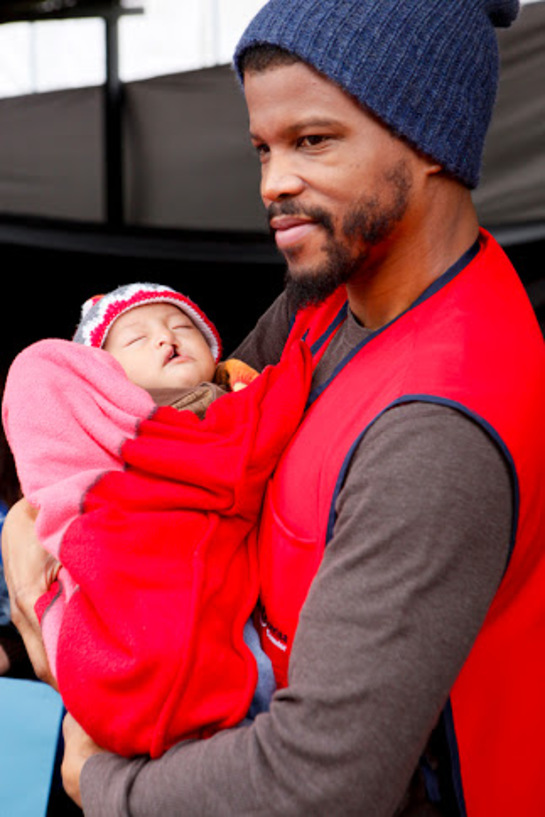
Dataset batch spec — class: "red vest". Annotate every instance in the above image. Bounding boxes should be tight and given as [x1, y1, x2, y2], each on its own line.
[255, 230, 545, 816]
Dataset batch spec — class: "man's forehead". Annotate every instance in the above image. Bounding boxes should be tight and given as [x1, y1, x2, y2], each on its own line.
[244, 63, 375, 134]
[245, 62, 346, 108]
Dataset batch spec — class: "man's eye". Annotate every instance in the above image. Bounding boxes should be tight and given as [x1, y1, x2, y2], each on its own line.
[298, 135, 327, 147]
[253, 142, 270, 159]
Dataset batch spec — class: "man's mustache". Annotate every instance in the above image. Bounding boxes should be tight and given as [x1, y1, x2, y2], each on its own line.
[267, 201, 334, 235]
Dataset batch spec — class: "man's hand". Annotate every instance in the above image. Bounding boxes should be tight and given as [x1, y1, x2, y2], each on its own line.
[0, 644, 10, 675]
[61, 713, 104, 808]
[1, 497, 59, 687]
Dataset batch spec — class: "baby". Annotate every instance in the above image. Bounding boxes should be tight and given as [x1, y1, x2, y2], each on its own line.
[2, 282, 311, 758]
[74, 282, 255, 414]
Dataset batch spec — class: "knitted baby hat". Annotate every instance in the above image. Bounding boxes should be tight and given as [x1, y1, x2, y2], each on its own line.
[73, 282, 222, 363]
[234, 0, 519, 189]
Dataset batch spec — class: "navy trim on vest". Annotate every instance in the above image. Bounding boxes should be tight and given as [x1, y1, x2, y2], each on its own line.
[326, 393, 519, 568]
[419, 700, 470, 817]
[410, 239, 480, 308]
[326, 392, 519, 815]
[290, 302, 348, 350]
[307, 239, 481, 408]
[309, 302, 348, 355]
[441, 700, 468, 817]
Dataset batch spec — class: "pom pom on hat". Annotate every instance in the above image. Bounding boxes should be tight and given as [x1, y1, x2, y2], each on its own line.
[485, 0, 519, 26]
[73, 283, 222, 364]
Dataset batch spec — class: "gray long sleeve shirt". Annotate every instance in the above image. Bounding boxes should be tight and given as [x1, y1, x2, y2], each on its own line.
[81, 293, 512, 816]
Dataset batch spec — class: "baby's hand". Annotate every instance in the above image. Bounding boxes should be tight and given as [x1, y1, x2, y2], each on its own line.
[215, 359, 260, 392]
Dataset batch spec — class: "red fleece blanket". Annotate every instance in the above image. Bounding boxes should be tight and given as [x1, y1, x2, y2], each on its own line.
[3, 338, 311, 757]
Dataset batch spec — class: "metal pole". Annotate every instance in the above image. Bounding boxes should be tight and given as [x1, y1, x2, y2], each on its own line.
[210, 0, 220, 64]
[30, 22, 38, 93]
[104, 8, 123, 226]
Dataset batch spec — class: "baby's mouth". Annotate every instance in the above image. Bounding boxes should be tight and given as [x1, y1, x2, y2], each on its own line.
[162, 346, 178, 365]
[163, 347, 190, 366]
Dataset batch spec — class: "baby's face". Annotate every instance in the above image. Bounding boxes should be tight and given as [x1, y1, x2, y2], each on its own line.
[104, 302, 216, 393]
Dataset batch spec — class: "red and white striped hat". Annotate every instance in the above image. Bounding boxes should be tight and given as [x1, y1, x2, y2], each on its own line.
[73, 282, 222, 363]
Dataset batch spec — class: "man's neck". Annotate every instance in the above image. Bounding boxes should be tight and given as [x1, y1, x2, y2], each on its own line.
[347, 183, 480, 330]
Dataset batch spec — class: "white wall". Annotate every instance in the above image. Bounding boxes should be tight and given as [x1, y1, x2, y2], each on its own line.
[0, 0, 539, 97]
[0, 0, 267, 97]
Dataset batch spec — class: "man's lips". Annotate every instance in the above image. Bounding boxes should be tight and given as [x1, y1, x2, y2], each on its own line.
[269, 215, 318, 250]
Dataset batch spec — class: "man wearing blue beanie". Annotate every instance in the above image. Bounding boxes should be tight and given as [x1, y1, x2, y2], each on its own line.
[9, 1, 545, 815]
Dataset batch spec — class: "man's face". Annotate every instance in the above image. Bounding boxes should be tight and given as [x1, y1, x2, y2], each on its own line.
[244, 61, 417, 309]
[103, 302, 216, 393]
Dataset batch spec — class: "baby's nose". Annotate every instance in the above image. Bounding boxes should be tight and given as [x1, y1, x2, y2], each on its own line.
[156, 328, 177, 346]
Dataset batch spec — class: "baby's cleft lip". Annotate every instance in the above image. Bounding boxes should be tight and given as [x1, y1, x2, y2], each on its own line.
[269, 216, 318, 249]
[161, 346, 176, 365]
[161, 346, 189, 367]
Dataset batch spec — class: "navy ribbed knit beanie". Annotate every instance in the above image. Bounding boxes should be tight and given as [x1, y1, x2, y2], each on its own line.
[234, 0, 519, 189]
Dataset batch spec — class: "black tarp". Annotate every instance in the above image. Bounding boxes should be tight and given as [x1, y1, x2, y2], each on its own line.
[0, 2, 543, 232]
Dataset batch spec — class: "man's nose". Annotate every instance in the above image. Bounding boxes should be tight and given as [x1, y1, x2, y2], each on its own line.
[261, 153, 305, 205]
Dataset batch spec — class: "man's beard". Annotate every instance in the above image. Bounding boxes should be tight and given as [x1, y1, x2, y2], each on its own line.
[272, 160, 413, 313]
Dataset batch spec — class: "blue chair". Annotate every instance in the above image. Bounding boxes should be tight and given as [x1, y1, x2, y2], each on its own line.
[0, 677, 64, 816]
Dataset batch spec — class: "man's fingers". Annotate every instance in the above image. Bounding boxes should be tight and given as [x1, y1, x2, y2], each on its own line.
[1, 498, 58, 687]
[61, 713, 104, 808]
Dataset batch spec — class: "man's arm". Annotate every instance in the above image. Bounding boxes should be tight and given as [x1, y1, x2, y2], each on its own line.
[76, 403, 512, 817]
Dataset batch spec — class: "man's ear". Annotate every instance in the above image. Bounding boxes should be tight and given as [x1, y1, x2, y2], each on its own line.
[424, 158, 444, 177]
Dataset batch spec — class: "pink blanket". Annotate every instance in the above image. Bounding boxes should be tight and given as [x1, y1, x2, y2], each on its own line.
[3, 338, 311, 757]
